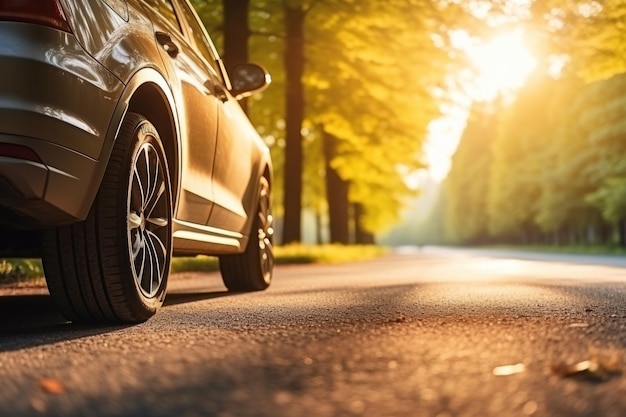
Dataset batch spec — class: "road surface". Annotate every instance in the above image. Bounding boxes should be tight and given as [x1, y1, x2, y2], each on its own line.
[1, 246, 626, 417]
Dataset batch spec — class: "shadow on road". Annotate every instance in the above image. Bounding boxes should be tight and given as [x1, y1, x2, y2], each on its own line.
[0, 288, 239, 352]
[164, 290, 235, 307]
[0, 294, 129, 353]
[0, 294, 68, 330]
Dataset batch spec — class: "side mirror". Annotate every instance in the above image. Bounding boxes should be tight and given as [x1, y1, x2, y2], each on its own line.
[229, 63, 271, 100]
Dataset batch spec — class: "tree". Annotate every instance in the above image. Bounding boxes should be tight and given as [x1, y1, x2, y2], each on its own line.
[281, 1, 307, 244]
[530, 0, 626, 82]
[304, 0, 460, 238]
[194, 0, 476, 244]
[322, 130, 349, 243]
[582, 74, 626, 244]
[532, 75, 601, 244]
[444, 103, 495, 244]
[223, 0, 251, 113]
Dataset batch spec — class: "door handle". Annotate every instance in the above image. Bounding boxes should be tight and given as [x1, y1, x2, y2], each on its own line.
[214, 84, 229, 102]
[204, 81, 229, 102]
[155, 31, 179, 58]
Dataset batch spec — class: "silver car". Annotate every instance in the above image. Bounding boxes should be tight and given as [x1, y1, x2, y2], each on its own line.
[0, 0, 274, 323]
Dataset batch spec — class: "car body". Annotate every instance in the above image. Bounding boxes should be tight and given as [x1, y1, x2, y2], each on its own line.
[0, 0, 274, 323]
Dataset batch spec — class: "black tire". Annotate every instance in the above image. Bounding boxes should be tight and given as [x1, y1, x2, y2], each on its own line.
[42, 113, 173, 324]
[219, 176, 274, 291]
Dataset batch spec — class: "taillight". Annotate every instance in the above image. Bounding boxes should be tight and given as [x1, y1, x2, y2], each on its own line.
[0, 143, 42, 164]
[0, 0, 71, 32]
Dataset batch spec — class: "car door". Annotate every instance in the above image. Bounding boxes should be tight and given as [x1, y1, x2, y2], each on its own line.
[172, 0, 259, 234]
[141, 0, 219, 225]
[209, 96, 262, 233]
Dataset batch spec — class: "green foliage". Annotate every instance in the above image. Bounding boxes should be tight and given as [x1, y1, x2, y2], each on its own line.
[534, 76, 588, 233]
[192, 0, 626, 246]
[587, 178, 626, 224]
[302, 0, 464, 232]
[444, 103, 495, 243]
[190, 0, 222, 36]
[437, 0, 626, 247]
[191, 0, 465, 236]
[442, 71, 626, 246]
[0, 259, 44, 282]
[530, 0, 626, 81]
[488, 75, 559, 239]
[581, 74, 626, 225]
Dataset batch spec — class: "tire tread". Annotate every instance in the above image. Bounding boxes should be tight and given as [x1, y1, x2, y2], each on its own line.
[43, 113, 170, 324]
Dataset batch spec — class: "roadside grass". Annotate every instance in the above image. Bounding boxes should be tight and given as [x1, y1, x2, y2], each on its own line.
[171, 255, 219, 273]
[170, 244, 388, 272]
[0, 244, 388, 285]
[488, 244, 626, 256]
[273, 244, 388, 264]
[0, 259, 45, 285]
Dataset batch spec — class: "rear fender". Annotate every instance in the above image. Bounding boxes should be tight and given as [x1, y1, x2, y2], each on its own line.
[90, 68, 181, 218]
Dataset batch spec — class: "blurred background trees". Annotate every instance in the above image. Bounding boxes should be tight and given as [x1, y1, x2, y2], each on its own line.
[193, 0, 464, 244]
[192, 0, 626, 248]
[454, 72, 626, 247]
[434, 0, 626, 247]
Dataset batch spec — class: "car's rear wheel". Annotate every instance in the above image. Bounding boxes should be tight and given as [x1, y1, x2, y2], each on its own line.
[42, 113, 172, 324]
[219, 176, 274, 291]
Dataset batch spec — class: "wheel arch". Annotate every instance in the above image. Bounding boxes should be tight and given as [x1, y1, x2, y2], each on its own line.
[254, 160, 274, 233]
[262, 163, 273, 194]
[126, 79, 180, 206]
[103, 68, 181, 212]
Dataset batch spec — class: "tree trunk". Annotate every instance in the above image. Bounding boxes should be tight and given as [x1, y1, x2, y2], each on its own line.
[322, 129, 349, 244]
[600, 222, 612, 244]
[354, 203, 375, 245]
[281, 5, 305, 244]
[619, 219, 626, 247]
[223, 0, 250, 114]
[315, 210, 323, 244]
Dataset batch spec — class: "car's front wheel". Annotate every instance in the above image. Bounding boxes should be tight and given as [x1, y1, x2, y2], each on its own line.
[42, 113, 173, 324]
[219, 176, 274, 291]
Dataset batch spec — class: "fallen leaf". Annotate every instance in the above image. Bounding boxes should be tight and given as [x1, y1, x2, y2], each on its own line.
[551, 359, 620, 382]
[38, 378, 65, 394]
[568, 323, 589, 328]
[493, 363, 526, 376]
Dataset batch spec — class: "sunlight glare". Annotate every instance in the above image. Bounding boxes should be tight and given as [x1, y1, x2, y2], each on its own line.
[423, 29, 537, 181]
[467, 30, 537, 101]
[424, 113, 467, 181]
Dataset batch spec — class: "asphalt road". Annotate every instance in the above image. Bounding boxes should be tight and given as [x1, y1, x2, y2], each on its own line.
[2, 246, 626, 417]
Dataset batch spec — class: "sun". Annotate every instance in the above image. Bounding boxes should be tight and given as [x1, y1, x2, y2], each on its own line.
[421, 29, 538, 181]
[416, 29, 537, 181]
[466, 29, 537, 101]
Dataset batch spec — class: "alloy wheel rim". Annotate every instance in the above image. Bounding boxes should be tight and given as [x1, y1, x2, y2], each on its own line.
[127, 142, 170, 298]
[257, 181, 274, 284]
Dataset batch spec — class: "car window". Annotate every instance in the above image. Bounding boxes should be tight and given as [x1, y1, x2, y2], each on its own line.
[175, 0, 222, 77]
[142, 0, 182, 32]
